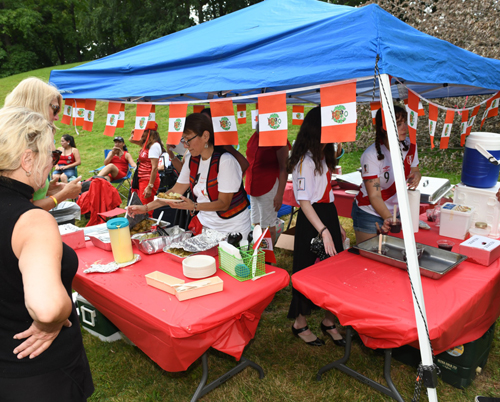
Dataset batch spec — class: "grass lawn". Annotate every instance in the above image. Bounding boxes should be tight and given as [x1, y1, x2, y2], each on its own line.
[1, 67, 498, 401]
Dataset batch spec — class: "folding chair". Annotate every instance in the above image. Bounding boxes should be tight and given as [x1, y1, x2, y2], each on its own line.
[89, 149, 133, 200]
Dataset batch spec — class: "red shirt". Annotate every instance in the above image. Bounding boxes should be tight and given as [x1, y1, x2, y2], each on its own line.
[110, 151, 129, 177]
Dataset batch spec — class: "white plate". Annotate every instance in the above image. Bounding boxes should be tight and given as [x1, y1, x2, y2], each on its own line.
[160, 198, 183, 203]
[345, 190, 359, 195]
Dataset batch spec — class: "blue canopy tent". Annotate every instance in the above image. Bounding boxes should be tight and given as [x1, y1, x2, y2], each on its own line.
[50, 0, 500, 104]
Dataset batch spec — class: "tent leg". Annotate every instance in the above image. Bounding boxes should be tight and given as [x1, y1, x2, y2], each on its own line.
[316, 327, 404, 402]
[190, 350, 265, 401]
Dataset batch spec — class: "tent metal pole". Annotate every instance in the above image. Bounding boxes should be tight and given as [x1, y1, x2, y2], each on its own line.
[379, 73, 438, 402]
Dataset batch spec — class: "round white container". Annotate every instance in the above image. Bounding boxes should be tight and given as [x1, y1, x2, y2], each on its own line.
[182, 255, 216, 279]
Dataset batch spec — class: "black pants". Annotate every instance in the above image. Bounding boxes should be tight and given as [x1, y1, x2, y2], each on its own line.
[287, 202, 343, 319]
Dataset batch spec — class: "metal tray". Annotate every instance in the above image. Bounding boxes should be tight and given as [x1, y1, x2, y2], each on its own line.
[416, 176, 453, 204]
[354, 236, 467, 279]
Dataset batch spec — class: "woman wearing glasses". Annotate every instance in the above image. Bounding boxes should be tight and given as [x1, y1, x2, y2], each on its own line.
[129, 121, 165, 213]
[128, 113, 251, 237]
[3, 77, 82, 211]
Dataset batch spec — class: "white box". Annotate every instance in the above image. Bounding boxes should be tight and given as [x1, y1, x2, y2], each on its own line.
[459, 235, 500, 266]
[454, 183, 500, 238]
[439, 203, 475, 240]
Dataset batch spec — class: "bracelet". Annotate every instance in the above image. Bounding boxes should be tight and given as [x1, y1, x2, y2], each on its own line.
[193, 202, 198, 212]
[147, 183, 153, 188]
[49, 196, 58, 207]
[319, 226, 328, 237]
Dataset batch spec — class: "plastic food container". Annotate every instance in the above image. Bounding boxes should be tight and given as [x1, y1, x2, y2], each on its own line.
[439, 203, 475, 240]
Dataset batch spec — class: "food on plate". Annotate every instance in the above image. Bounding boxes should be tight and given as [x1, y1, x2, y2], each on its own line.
[166, 248, 194, 258]
[158, 192, 182, 200]
[136, 232, 161, 241]
[130, 219, 154, 235]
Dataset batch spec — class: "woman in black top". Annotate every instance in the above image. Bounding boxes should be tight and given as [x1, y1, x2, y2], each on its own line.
[0, 107, 93, 401]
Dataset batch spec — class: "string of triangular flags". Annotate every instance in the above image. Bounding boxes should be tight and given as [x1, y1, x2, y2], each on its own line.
[60, 81, 499, 149]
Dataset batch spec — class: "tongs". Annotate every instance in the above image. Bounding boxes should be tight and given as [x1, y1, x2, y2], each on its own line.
[153, 211, 168, 236]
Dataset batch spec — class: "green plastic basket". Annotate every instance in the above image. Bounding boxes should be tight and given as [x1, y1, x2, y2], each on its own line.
[218, 246, 266, 281]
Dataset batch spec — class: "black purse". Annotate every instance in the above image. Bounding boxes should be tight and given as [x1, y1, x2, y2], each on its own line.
[310, 226, 329, 261]
[131, 162, 139, 189]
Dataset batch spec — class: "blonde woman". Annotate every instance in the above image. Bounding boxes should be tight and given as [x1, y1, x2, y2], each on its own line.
[0, 107, 93, 401]
[4, 77, 82, 210]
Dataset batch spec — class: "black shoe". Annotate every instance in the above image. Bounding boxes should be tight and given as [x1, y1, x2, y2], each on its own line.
[320, 322, 346, 347]
[291, 325, 325, 346]
[475, 397, 500, 402]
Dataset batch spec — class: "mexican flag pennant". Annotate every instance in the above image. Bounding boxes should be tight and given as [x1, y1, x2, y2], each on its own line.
[133, 104, 153, 140]
[466, 105, 481, 136]
[258, 93, 288, 146]
[292, 105, 305, 126]
[460, 110, 469, 146]
[237, 104, 247, 124]
[407, 91, 419, 144]
[117, 103, 125, 128]
[320, 81, 357, 143]
[61, 98, 74, 125]
[167, 103, 188, 145]
[103, 102, 122, 137]
[71, 99, 86, 127]
[428, 104, 438, 149]
[260, 229, 276, 264]
[212, 100, 238, 146]
[370, 101, 381, 125]
[193, 105, 204, 114]
[251, 109, 259, 130]
[440, 110, 454, 149]
[82, 99, 96, 132]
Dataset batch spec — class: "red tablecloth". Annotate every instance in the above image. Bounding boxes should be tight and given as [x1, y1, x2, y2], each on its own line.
[74, 244, 289, 372]
[292, 215, 500, 355]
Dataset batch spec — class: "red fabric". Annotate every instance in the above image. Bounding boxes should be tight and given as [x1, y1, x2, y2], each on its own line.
[109, 151, 129, 180]
[58, 153, 75, 167]
[188, 215, 203, 235]
[292, 215, 500, 354]
[77, 178, 122, 226]
[73, 244, 289, 372]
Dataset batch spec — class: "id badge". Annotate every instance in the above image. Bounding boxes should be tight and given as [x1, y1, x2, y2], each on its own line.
[297, 177, 306, 191]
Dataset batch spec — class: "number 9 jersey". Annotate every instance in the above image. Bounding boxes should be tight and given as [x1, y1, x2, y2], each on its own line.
[355, 137, 419, 217]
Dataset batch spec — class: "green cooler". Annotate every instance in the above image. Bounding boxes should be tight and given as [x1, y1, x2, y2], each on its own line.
[75, 293, 122, 342]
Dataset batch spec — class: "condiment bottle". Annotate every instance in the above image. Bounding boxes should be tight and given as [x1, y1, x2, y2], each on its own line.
[107, 217, 134, 263]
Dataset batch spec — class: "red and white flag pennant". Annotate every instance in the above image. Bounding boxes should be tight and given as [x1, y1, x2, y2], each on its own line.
[260, 228, 276, 264]
[167, 103, 188, 145]
[480, 92, 500, 128]
[460, 110, 469, 146]
[61, 98, 74, 125]
[404, 98, 425, 116]
[370, 101, 381, 125]
[71, 100, 86, 127]
[440, 110, 454, 149]
[407, 91, 419, 144]
[103, 102, 122, 137]
[292, 105, 305, 126]
[117, 103, 125, 128]
[258, 94, 288, 146]
[82, 99, 96, 132]
[237, 104, 247, 124]
[251, 103, 259, 130]
[193, 105, 204, 114]
[320, 81, 357, 143]
[428, 104, 438, 149]
[212, 100, 238, 146]
[466, 105, 481, 136]
[133, 104, 153, 140]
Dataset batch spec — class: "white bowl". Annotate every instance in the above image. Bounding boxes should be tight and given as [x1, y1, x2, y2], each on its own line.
[182, 255, 216, 279]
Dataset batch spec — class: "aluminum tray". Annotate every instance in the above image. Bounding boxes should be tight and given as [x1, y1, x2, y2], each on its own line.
[355, 236, 467, 279]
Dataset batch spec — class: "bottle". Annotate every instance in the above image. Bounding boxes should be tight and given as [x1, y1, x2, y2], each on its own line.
[107, 218, 134, 263]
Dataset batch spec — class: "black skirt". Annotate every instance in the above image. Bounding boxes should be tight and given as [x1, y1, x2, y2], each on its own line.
[287, 202, 343, 319]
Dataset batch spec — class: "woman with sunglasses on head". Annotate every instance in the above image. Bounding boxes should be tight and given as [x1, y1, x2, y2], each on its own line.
[128, 113, 251, 238]
[52, 135, 81, 184]
[4, 77, 82, 211]
[0, 107, 93, 402]
[129, 121, 165, 213]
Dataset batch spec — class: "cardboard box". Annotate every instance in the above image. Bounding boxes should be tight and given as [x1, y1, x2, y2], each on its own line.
[145, 271, 185, 295]
[459, 235, 500, 266]
[59, 224, 86, 250]
[275, 226, 296, 250]
[175, 276, 223, 301]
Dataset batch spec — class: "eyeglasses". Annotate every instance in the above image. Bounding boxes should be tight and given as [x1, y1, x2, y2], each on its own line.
[180, 134, 198, 146]
[50, 104, 61, 116]
[52, 150, 62, 166]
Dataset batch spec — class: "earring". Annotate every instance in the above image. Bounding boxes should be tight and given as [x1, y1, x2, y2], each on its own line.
[204, 143, 209, 149]
[26, 171, 31, 177]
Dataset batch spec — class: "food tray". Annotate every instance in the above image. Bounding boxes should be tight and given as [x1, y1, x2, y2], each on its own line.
[354, 236, 467, 279]
[89, 234, 112, 251]
[218, 246, 265, 281]
[132, 229, 192, 255]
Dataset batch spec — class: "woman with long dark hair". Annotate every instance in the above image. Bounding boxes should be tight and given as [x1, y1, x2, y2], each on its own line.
[287, 106, 346, 347]
[351, 105, 421, 244]
[52, 134, 81, 183]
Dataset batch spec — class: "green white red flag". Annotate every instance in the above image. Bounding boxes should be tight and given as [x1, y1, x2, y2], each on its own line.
[292, 105, 304, 126]
[460, 110, 469, 146]
[237, 104, 247, 124]
[320, 81, 357, 143]
[61, 98, 74, 125]
[440, 110, 454, 149]
[82, 99, 96, 132]
[133, 104, 153, 140]
[104, 102, 122, 137]
[407, 91, 419, 144]
[428, 104, 438, 149]
[466, 105, 481, 136]
[117, 103, 125, 128]
[258, 93, 288, 146]
[370, 101, 381, 125]
[167, 103, 188, 145]
[212, 100, 238, 146]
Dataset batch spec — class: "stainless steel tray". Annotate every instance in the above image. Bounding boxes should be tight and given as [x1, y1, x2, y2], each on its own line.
[354, 236, 467, 279]
[416, 176, 453, 205]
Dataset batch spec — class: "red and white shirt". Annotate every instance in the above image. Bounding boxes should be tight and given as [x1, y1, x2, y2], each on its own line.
[356, 137, 419, 216]
[292, 152, 334, 205]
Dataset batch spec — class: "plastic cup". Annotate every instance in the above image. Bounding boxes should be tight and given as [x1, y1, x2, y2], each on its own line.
[390, 219, 401, 233]
[437, 239, 455, 251]
[426, 209, 435, 222]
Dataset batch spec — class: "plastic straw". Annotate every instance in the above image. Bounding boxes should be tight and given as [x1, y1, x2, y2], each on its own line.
[124, 195, 134, 219]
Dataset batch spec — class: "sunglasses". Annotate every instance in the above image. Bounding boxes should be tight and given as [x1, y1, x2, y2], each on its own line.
[50, 104, 61, 116]
[180, 134, 198, 146]
[52, 150, 62, 166]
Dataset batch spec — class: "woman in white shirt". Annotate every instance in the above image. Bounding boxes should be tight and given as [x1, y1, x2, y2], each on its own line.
[128, 113, 251, 237]
[287, 106, 346, 347]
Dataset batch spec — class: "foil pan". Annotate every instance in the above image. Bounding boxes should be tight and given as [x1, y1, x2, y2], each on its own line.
[354, 236, 467, 279]
[89, 233, 112, 251]
[166, 228, 227, 253]
[132, 229, 192, 255]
